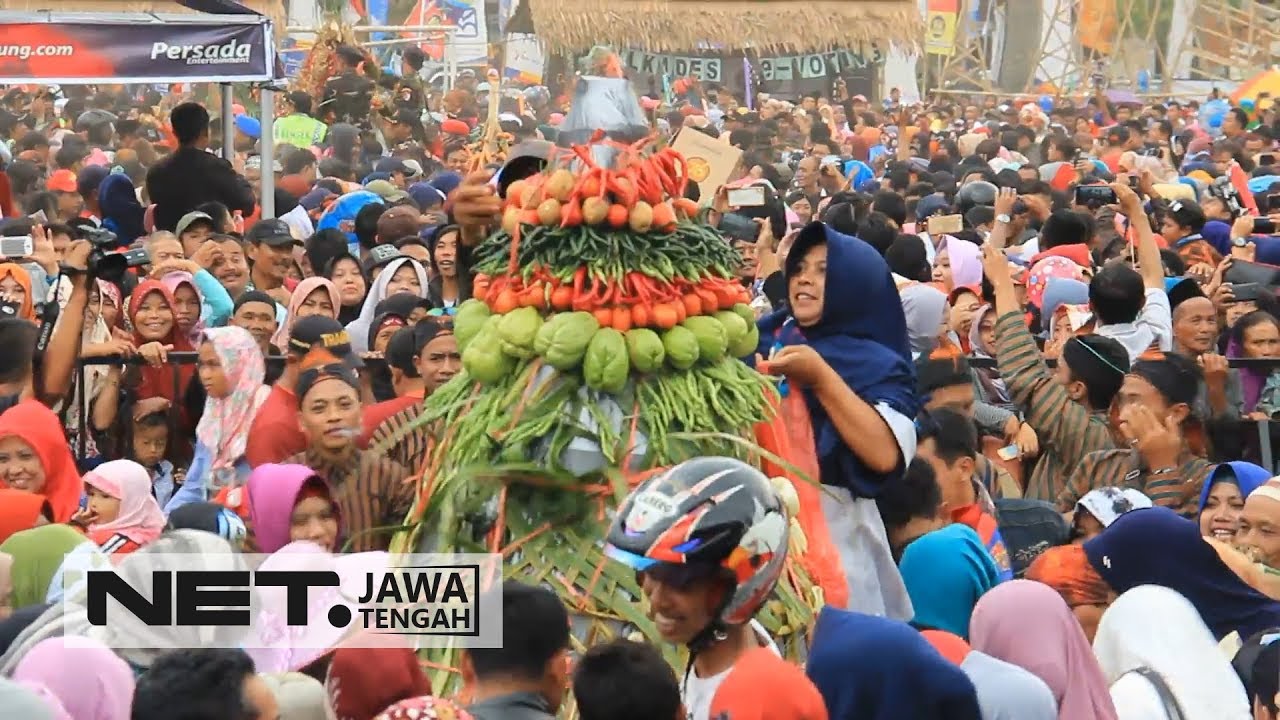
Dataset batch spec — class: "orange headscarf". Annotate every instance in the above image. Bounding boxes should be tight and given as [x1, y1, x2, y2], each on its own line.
[0, 401, 84, 522]
[921, 629, 973, 665]
[0, 263, 35, 320]
[0, 488, 51, 543]
[1024, 544, 1110, 608]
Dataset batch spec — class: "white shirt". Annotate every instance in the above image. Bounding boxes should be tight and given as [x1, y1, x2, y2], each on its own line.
[682, 620, 779, 720]
[1095, 288, 1173, 363]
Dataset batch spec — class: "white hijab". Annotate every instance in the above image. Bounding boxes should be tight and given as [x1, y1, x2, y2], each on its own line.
[343, 256, 429, 354]
[1093, 585, 1251, 720]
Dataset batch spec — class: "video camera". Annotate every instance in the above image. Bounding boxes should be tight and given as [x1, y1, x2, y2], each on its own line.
[1206, 176, 1245, 218]
[82, 227, 148, 282]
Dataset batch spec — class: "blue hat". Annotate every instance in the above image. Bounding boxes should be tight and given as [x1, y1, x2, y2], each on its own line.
[233, 114, 261, 139]
[915, 193, 951, 221]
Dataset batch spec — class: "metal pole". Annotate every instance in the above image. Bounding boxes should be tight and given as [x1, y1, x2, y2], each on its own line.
[221, 84, 235, 162]
[260, 87, 275, 219]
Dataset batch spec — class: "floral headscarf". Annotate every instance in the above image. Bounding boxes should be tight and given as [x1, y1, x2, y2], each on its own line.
[374, 697, 473, 720]
[0, 263, 34, 320]
[195, 327, 270, 488]
[1026, 256, 1087, 310]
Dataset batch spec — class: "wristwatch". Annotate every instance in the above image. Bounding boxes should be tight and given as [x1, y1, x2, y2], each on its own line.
[1232, 236, 1250, 247]
[995, 213, 1013, 225]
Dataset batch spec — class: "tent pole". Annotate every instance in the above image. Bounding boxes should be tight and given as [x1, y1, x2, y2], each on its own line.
[221, 84, 235, 162]
[260, 87, 275, 220]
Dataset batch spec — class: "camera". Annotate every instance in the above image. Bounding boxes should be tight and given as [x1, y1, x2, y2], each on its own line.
[83, 227, 148, 282]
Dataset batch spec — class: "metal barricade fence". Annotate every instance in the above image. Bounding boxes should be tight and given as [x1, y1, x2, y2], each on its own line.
[71, 354, 1280, 471]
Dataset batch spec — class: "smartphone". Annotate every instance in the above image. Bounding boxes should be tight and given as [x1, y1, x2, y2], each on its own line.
[926, 214, 964, 235]
[0, 236, 33, 259]
[1267, 193, 1280, 214]
[727, 186, 766, 208]
[1127, 174, 1140, 189]
[996, 444, 1020, 461]
[1254, 217, 1278, 235]
[0, 299, 20, 318]
[1260, 153, 1276, 167]
[1075, 185, 1118, 206]
[27, 210, 47, 225]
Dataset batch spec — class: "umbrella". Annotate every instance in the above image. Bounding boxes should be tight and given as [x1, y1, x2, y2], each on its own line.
[1105, 89, 1142, 108]
[1231, 68, 1280, 104]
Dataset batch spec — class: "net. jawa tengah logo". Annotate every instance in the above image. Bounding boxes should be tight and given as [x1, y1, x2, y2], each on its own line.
[150, 40, 251, 66]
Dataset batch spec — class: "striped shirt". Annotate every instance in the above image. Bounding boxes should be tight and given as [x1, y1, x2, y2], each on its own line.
[1055, 449, 1210, 518]
[993, 311, 1116, 502]
[367, 403, 430, 472]
[284, 448, 414, 552]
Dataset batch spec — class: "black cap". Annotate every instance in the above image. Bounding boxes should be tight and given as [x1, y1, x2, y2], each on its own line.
[284, 91, 312, 115]
[362, 244, 405, 274]
[496, 140, 553, 197]
[246, 218, 300, 247]
[384, 325, 419, 377]
[296, 360, 361, 400]
[288, 315, 363, 367]
[375, 157, 410, 176]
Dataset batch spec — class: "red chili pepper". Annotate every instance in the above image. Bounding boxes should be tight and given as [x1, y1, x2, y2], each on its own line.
[572, 267, 592, 311]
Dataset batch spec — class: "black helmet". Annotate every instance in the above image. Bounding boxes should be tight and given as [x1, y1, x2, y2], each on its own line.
[606, 457, 789, 642]
[955, 180, 998, 213]
[74, 108, 116, 132]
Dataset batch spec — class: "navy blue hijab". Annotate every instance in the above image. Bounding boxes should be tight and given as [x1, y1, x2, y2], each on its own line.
[756, 222, 918, 498]
[806, 606, 982, 720]
[1084, 506, 1280, 640]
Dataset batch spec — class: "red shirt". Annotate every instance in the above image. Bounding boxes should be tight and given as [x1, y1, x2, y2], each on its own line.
[245, 383, 382, 467]
[358, 393, 422, 448]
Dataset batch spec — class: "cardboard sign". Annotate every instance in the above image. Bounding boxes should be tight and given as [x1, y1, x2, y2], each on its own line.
[670, 128, 743, 201]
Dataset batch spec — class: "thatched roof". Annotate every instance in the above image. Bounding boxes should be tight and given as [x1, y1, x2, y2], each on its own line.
[528, 0, 921, 54]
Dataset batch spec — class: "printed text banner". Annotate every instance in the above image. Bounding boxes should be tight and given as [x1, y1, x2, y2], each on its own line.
[0, 20, 273, 84]
[617, 47, 883, 101]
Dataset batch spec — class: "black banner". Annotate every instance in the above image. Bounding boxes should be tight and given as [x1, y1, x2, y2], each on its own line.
[0, 18, 273, 84]
[616, 46, 883, 101]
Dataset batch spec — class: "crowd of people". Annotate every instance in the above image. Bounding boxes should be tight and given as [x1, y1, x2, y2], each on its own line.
[1, 38, 1280, 720]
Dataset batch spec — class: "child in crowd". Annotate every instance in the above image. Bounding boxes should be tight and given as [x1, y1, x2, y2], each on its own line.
[127, 405, 179, 507]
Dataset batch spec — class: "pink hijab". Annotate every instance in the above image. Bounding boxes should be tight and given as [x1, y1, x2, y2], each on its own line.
[969, 579, 1119, 720]
[13, 637, 135, 720]
[272, 277, 341, 349]
[159, 270, 204, 343]
[84, 460, 166, 546]
[941, 235, 983, 289]
[246, 541, 351, 674]
[246, 463, 342, 553]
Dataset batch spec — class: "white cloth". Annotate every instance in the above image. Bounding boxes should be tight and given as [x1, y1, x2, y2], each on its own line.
[343, 256, 430, 353]
[1092, 585, 1250, 720]
[1095, 289, 1173, 363]
[961, 651, 1059, 720]
[813, 403, 915, 620]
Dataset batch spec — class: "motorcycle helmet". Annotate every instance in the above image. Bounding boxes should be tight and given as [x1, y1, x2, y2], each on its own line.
[75, 109, 117, 146]
[606, 457, 789, 649]
[955, 179, 998, 213]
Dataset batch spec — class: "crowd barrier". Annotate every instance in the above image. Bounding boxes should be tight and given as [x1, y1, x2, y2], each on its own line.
[70, 354, 1280, 472]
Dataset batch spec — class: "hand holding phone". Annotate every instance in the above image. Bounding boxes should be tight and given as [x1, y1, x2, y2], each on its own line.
[0, 236, 34, 260]
[727, 186, 766, 208]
